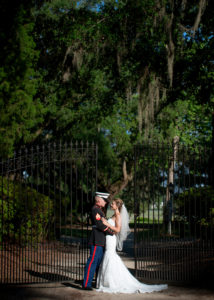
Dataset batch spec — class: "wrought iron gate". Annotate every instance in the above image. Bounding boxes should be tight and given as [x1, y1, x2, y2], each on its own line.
[134, 142, 214, 284]
[1, 140, 213, 285]
[0, 142, 97, 284]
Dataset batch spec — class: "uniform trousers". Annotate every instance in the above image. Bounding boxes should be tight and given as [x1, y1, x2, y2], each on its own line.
[83, 245, 104, 288]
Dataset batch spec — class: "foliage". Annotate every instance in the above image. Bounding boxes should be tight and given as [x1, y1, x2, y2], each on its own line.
[0, 0, 213, 198]
[156, 99, 213, 147]
[0, 176, 53, 244]
[0, 1, 42, 157]
[174, 186, 214, 236]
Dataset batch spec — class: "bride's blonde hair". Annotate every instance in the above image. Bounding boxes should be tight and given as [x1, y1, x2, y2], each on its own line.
[114, 198, 123, 212]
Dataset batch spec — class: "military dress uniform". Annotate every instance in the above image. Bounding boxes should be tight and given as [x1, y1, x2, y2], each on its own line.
[83, 203, 113, 289]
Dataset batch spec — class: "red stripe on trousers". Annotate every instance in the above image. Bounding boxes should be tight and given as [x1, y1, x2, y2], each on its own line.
[85, 246, 97, 287]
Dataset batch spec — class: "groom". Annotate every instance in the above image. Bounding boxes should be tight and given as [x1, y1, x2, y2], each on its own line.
[82, 192, 113, 290]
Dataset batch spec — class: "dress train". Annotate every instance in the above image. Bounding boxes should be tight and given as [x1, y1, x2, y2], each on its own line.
[96, 218, 168, 294]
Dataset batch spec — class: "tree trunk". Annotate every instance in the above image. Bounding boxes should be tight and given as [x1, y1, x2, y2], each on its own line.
[106, 160, 133, 201]
[164, 136, 179, 234]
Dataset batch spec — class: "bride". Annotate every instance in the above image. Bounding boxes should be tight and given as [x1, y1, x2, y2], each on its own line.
[96, 198, 168, 294]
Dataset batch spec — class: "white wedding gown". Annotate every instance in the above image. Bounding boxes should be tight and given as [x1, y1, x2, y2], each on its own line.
[96, 218, 168, 294]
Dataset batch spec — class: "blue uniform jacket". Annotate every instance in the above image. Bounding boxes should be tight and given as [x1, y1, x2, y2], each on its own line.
[89, 205, 113, 247]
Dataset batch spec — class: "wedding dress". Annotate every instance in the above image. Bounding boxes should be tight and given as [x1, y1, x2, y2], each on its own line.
[96, 218, 168, 294]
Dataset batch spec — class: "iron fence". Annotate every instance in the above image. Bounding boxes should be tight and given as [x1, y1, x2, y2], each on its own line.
[1, 140, 214, 285]
[0, 141, 97, 284]
[134, 142, 214, 284]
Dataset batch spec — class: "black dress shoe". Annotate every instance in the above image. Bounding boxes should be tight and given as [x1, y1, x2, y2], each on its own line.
[82, 286, 93, 291]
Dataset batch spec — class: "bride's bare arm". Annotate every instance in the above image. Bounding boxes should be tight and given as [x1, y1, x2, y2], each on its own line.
[102, 214, 121, 233]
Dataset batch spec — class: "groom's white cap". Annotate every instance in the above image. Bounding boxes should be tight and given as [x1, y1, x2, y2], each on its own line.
[95, 192, 110, 201]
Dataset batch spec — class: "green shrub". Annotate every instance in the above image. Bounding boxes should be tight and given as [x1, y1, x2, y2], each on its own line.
[0, 176, 53, 244]
[174, 186, 214, 237]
